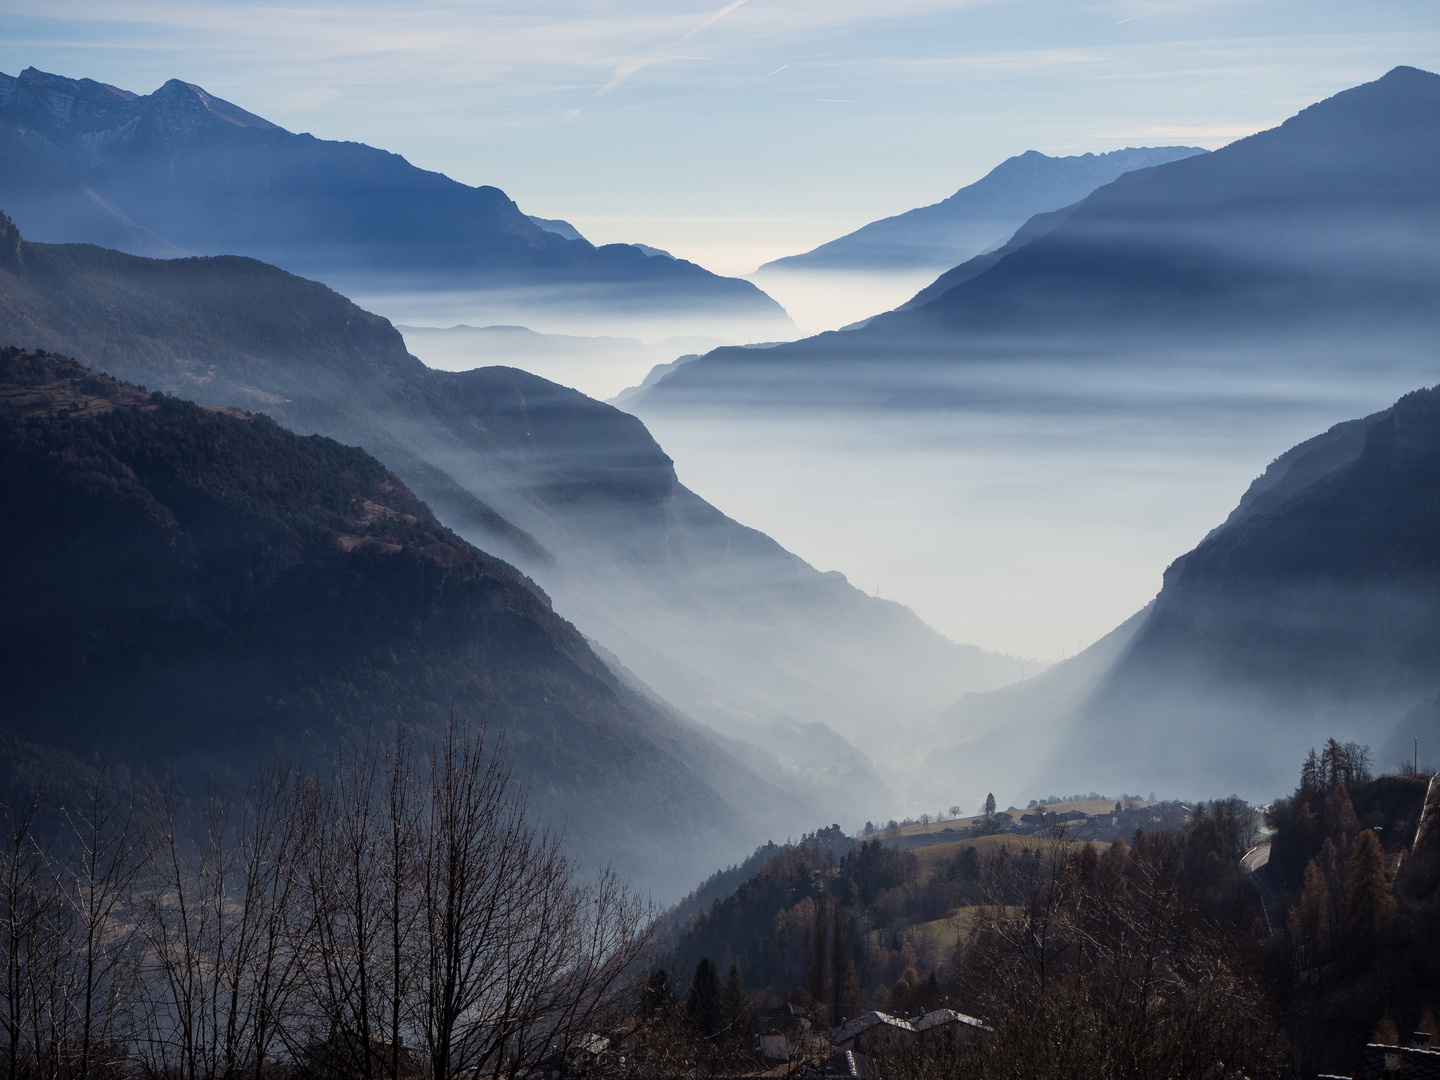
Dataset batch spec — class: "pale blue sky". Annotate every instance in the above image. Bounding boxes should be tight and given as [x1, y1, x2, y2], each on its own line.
[5, 0, 1439, 271]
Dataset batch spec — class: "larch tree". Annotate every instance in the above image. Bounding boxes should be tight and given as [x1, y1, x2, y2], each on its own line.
[1343, 829, 1394, 953]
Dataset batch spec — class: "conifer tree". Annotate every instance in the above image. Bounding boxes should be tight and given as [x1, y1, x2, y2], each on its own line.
[1343, 829, 1394, 953]
[803, 894, 830, 1016]
[687, 957, 724, 1038]
[830, 904, 860, 1025]
[1323, 783, 1359, 849]
[1316, 838, 1344, 955]
[1288, 858, 1334, 969]
[722, 963, 751, 1042]
[984, 793, 997, 818]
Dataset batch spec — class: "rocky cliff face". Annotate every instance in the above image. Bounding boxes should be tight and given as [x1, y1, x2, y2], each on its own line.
[0, 347, 811, 901]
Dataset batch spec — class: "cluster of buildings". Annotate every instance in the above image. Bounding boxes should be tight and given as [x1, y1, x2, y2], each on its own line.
[755, 1007, 991, 1077]
[1324, 1033, 1440, 1079]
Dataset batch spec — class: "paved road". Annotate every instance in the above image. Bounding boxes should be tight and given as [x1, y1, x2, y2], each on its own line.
[1240, 843, 1271, 874]
[1241, 843, 1281, 933]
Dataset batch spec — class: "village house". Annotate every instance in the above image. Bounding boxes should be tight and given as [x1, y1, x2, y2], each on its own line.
[824, 1008, 993, 1076]
[1321, 1032, 1440, 1078]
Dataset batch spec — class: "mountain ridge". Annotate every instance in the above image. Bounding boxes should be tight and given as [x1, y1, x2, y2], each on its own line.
[638, 65, 1440, 408]
[757, 145, 1206, 274]
[0, 66, 790, 335]
[0, 214, 1025, 819]
[0, 346, 813, 900]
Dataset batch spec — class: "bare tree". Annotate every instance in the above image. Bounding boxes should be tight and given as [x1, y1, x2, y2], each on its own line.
[0, 729, 653, 1080]
[54, 771, 145, 1080]
[132, 772, 303, 1080]
[914, 834, 1289, 1080]
[413, 723, 652, 1080]
[0, 789, 48, 1080]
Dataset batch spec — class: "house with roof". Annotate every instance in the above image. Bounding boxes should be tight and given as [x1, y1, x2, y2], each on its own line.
[824, 1008, 992, 1076]
[913, 1008, 992, 1048]
[1321, 1032, 1440, 1078]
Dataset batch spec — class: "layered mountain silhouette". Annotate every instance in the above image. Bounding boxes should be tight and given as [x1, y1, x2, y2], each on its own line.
[1052, 384, 1440, 795]
[758, 146, 1205, 274]
[640, 66, 1440, 407]
[0, 215, 1020, 818]
[0, 347, 816, 901]
[920, 382, 1440, 800]
[0, 67, 789, 335]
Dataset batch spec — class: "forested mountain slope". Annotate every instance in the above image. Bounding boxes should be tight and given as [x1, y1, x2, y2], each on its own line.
[0, 216, 1020, 817]
[0, 347, 812, 900]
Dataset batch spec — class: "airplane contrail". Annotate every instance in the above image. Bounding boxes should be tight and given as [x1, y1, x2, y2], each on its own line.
[598, 0, 751, 96]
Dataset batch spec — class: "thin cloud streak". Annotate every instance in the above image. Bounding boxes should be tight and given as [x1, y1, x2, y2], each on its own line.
[597, 0, 748, 96]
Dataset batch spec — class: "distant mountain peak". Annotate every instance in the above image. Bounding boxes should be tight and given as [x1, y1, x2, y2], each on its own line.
[14, 66, 136, 104]
[149, 77, 281, 131]
[0, 65, 791, 333]
[757, 144, 1207, 274]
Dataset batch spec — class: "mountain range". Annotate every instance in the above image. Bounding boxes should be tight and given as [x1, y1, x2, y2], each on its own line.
[757, 146, 1206, 275]
[0, 67, 790, 338]
[638, 66, 1440, 408]
[0, 347, 819, 901]
[617, 64, 1440, 801]
[0, 212, 1024, 821]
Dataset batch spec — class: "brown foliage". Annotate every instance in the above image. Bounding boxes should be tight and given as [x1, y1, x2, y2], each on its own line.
[875, 835, 1288, 1080]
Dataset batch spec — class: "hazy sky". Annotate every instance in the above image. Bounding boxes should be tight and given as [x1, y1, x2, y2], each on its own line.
[7, 0, 1439, 274]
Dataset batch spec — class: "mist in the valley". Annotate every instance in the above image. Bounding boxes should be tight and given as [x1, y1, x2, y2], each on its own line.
[10, 57, 1440, 853]
[743, 269, 940, 337]
[619, 325, 1440, 810]
[397, 323, 724, 401]
[628, 336, 1440, 662]
[348, 281, 795, 352]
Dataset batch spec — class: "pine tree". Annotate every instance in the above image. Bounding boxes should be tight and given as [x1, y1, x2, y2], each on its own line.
[803, 893, 830, 1018]
[984, 792, 997, 817]
[1343, 829, 1394, 954]
[1288, 858, 1334, 969]
[1317, 838, 1344, 956]
[722, 963, 751, 1042]
[688, 957, 724, 1038]
[1323, 783, 1359, 849]
[830, 904, 860, 1025]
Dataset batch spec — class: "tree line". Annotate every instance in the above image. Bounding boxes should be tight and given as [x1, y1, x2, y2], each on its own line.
[0, 725, 651, 1080]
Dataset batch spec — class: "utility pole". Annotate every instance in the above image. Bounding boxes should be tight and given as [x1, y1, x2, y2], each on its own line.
[1416, 736, 1420, 773]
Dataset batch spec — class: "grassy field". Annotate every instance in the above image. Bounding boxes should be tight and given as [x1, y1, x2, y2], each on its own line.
[911, 833, 1081, 879]
[867, 906, 1024, 962]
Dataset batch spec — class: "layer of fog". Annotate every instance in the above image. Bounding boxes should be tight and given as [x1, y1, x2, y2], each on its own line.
[626, 338, 1440, 665]
[349, 282, 796, 349]
[744, 268, 944, 336]
[398, 324, 724, 401]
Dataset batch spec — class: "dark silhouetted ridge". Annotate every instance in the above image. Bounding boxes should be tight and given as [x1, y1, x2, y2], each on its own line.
[0, 345, 816, 899]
